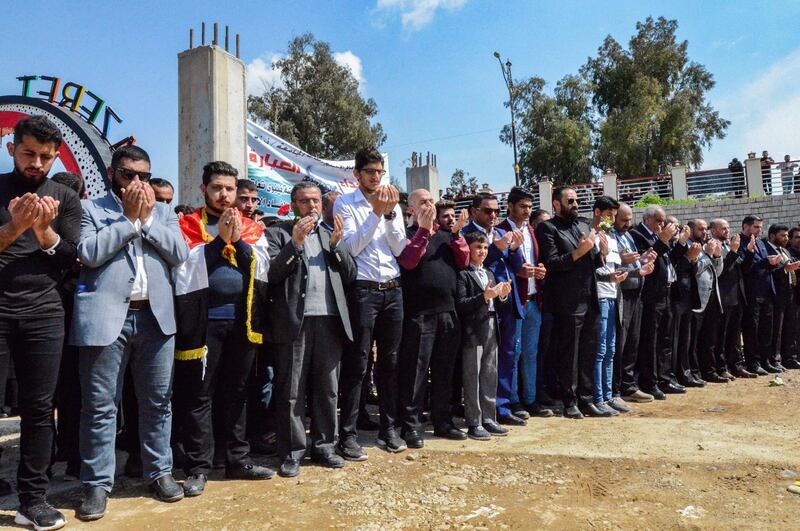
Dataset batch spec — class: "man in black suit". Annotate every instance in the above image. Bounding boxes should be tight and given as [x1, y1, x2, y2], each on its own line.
[708, 219, 756, 378]
[265, 182, 357, 478]
[629, 206, 682, 400]
[765, 224, 800, 373]
[784, 227, 800, 369]
[536, 187, 608, 419]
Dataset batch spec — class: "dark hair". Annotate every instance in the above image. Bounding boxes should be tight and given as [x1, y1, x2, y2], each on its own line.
[768, 223, 790, 236]
[111, 145, 150, 168]
[507, 186, 534, 206]
[14, 115, 62, 148]
[321, 191, 341, 211]
[464, 231, 488, 246]
[174, 204, 194, 216]
[592, 195, 619, 212]
[790, 227, 800, 240]
[742, 215, 763, 228]
[290, 181, 320, 202]
[148, 177, 173, 190]
[50, 171, 84, 196]
[435, 199, 456, 218]
[471, 192, 495, 210]
[552, 186, 575, 202]
[237, 178, 257, 192]
[253, 209, 265, 217]
[531, 208, 549, 220]
[202, 161, 238, 186]
[354, 147, 383, 171]
[261, 216, 280, 227]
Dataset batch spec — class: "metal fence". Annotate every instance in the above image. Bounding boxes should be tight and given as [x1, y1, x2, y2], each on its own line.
[452, 188, 541, 219]
[686, 167, 747, 199]
[617, 174, 673, 204]
[762, 159, 800, 196]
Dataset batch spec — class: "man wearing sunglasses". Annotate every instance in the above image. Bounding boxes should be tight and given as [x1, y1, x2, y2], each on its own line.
[462, 192, 527, 426]
[72, 145, 189, 521]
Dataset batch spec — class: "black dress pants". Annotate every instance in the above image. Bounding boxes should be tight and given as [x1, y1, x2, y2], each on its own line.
[637, 293, 672, 391]
[718, 304, 744, 372]
[772, 295, 792, 365]
[698, 302, 723, 377]
[340, 286, 403, 439]
[552, 298, 597, 409]
[399, 310, 460, 432]
[173, 319, 256, 475]
[0, 316, 64, 506]
[535, 311, 559, 403]
[614, 289, 642, 396]
[742, 296, 774, 368]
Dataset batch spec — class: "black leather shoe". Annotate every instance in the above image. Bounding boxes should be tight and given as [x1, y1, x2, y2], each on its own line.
[403, 430, 424, 449]
[703, 373, 729, 383]
[497, 414, 527, 426]
[433, 424, 467, 440]
[336, 437, 368, 461]
[749, 364, 769, 376]
[663, 382, 688, 394]
[311, 453, 345, 469]
[719, 370, 736, 380]
[580, 403, 614, 417]
[278, 458, 301, 478]
[763, 362, 782, 374]
[482, 420, 509, 435]
[563, 405, 584, 419]
[645, 387, 666, 400]
[680, 378, 703, 388]
[77, 486, 108, 521]
[782, 359, 800, 370]
[732, 366, 758, 378]
[226, 463, 274, 480]
[510, 405, 531, 420]
[525, 403, 555, 417]
[182, 473, 207, 497]
[149, 474, 184, 502]
[773, 362, 787, 372]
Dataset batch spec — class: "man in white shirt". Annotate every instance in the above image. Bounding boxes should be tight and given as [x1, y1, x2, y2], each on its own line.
[334, 148, 407, 459]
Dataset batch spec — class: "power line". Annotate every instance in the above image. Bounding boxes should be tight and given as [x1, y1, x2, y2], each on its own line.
[384, 126, 504, 150]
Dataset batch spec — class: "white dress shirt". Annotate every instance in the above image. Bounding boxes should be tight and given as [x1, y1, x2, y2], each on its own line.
[507, 218, 536, 295]
[334, 188, 407, 282]
[114, 194, 152, 301]
[473, 265, 495, 312]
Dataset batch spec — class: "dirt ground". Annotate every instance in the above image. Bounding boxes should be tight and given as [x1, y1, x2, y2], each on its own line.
[0, 375, 798, 530]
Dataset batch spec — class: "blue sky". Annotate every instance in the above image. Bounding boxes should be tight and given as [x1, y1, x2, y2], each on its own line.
[2, 0, 800, 198]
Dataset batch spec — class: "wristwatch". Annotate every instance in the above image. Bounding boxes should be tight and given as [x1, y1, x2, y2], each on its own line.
[383, 211, 396, 221]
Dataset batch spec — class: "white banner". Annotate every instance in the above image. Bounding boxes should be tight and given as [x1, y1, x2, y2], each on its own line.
[246, 120, 389, 217]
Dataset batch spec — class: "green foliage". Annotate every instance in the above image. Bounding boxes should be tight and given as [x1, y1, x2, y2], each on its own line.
[449, 168, 478, 196]
[633, 194, 698, 208]
[247, 33, 386, 159]
[502, 16, 729, 185]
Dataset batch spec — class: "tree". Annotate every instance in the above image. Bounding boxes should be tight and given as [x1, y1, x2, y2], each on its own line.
[583, 16, 729, 179]
[449, 168, 478, 197]
[248, 33, 386, 159]
[500, 75, 594, 186]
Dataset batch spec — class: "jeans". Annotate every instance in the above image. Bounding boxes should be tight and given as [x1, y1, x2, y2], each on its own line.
[594, 298, 616, 403]
[0, 316, 64, 506]
[513, 301, 542, 406]
[79, 307, 174, 491]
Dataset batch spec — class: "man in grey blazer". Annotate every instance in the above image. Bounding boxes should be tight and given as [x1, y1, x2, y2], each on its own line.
[70, 145, 189, 521]
[265, 182, 357, 478]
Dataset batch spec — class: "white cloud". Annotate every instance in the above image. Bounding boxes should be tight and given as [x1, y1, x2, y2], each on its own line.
[245, 53, 283, 96]
[246, 50, 366, 95]
[376, 0, 467, 31]
[705, 47, 800, 168]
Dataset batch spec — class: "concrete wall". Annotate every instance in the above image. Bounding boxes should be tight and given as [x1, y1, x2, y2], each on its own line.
[406, 165, 440, 200]
[178, 45, 246, 208]
[633, 194, 800, 228]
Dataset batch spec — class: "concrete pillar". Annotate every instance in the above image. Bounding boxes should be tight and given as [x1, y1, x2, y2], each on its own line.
[670, 163, 688, 200]
[405, 165, 440, 201]
[603, 169, 617, 199]
[538, 180, 553, 213]
[178, 44, 247, 208]
[744, 154, 764, 196]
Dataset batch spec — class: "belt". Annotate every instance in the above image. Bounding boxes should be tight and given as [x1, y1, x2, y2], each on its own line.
[129, 300, 150, 311]
[354, 278, 401, 291]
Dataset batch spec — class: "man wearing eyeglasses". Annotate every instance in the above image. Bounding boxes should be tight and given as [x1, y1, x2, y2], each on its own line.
[334, 147, 407, 458]
[72, 145, 190, 521]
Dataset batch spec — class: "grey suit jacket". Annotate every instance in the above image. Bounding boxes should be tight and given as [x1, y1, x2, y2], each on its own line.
[693, 249, 723, 314]
[264, 221, 356, 344]
[70, 192, 189, 346]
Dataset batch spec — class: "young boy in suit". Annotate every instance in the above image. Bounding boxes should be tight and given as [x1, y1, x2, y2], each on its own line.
[457, 232, 513, 440]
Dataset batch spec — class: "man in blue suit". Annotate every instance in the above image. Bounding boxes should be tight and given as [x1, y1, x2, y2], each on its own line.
[462, 192, 526, 425]
[71, 145, 189, 521]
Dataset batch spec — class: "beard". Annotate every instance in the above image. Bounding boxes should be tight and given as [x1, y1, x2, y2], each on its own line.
[13, 159, 47, 186]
